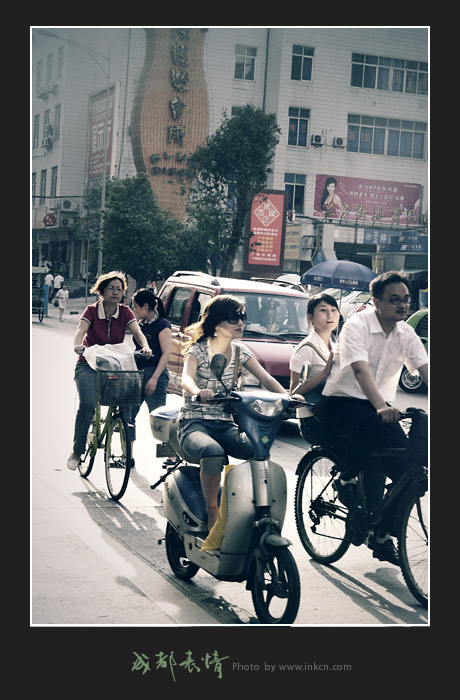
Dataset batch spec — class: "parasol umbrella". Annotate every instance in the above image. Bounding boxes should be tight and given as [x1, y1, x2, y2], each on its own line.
[300, 260, 376, 291]
[301, 260, 377, 335]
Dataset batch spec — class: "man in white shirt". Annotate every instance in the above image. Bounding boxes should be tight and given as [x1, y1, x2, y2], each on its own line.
[44, 271, 54, 301]
[50, 272, 64, 301]
[318, 271, 428, 565]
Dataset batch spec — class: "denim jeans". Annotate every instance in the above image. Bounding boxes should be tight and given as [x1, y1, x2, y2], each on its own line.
[73, 361, 97, 455]
[177, 419, 255, 474]
[129, 366, 170, 440]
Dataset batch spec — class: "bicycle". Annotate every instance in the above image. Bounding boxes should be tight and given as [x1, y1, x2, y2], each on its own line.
[294, 407, 428, 607]
[78, 357, 144, 501]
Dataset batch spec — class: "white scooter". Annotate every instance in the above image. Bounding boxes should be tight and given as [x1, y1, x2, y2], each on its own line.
[150, 353, 302, 624]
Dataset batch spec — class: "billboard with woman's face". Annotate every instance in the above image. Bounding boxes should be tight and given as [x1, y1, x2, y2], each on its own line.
[313, 174, 422, 226]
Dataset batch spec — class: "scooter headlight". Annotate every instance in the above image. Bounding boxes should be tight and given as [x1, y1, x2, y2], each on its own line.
[250, 399, 285, 417]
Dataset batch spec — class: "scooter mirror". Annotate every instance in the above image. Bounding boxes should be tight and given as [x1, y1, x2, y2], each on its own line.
[210, 353, 227, 380]
[291, 361, 310, 395]
[299, 361, 311, 384]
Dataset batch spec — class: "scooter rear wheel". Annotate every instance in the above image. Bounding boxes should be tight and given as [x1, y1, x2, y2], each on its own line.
[251, 547, 300, 624]
[165, 522, 200, 580]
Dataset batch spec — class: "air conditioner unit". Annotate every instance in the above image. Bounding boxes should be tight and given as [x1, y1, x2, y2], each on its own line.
[311, 134, 324, 147]
[41, 136, 53, 149]
[60, 217, 75, 227]
[44, 124, 53, 135]
[61, 198, 79, 213]
[36, 85, 48, 99]
[49, 198, 61, 211]
[333, 136, 345, 148]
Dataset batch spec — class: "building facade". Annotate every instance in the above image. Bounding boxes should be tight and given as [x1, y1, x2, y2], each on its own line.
[32, 27, 428, 282]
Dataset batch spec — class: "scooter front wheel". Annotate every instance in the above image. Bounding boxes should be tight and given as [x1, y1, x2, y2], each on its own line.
[251, 547, 300, 624]
[165, 522, 200, 581]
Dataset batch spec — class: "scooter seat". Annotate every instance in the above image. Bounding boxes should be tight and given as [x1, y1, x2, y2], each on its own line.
[174, 465, 222, 524]
[151, 406, 180, 420]
[175, 466, 207, 522]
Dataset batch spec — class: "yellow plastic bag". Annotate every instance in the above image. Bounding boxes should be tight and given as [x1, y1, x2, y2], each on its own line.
[200, 464, 236, 552]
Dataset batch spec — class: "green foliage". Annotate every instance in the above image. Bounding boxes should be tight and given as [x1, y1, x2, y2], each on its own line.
[185, 105, 281, 275]
[98, 173, 183, 288]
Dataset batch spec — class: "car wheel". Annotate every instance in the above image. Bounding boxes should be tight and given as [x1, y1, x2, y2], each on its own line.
[398, 366, 425, 393]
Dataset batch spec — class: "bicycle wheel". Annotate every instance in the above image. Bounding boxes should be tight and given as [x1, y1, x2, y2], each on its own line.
[104, 411, 132, 501]
[78, 415, 97, 478]
[397, 489, 428, 607]
[251, 546, 300, 624]
[295, 448, 350, 564]
[165, 522, 200, 581]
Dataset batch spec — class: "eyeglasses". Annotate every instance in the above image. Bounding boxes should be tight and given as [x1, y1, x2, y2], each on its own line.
[106, 286, 124, 293]
[380, 295, 411, 305]
[227, 311, 247, 324]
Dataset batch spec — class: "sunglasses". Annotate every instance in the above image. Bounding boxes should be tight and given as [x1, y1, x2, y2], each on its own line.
[227, 311, 247, 324]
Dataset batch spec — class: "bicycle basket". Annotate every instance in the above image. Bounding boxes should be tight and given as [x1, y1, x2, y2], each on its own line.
[97, 370, 144, 406]
[407, 408, 428, 466]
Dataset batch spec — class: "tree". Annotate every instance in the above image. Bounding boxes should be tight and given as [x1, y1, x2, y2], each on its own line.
[101, 173, 183, 288]
[185, 104, 281, 276]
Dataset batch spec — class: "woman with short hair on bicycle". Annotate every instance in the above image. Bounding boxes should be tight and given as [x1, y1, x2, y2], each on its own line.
[178, 295, 287, 531]
[289, 293, 340, 446]
[67, 271, 151, 471]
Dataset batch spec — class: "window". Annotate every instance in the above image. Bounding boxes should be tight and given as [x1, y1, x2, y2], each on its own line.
[39, 170, 47, 205]
[46, 53, 53, 84]
[234, 45, 256, 80]
[33, 114, 40, 149]
[288, 107, 310, 147]
[166, 288, 192, 326]
[54, 104, 61, 141]
[36, 60, 42, 91]
[347, 114, 426, 159]
[284, 173, 306, 214]
[351, 53, 427, 95]
[57, 46, 64, 80]
[291, 45, 314, 81]
[43, 109, 50, 136]
[189, 293, 213, 324]
[51, 166, 58, 198]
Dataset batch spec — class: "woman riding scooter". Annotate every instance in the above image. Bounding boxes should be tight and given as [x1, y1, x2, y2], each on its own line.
[178, 295, 287, 531]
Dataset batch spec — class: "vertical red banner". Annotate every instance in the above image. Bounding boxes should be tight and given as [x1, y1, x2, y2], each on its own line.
[244, 191, 286, 272]
[87, 87, 115, 184]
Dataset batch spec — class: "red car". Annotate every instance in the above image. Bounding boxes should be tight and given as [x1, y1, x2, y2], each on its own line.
[158, 271, 310, 394]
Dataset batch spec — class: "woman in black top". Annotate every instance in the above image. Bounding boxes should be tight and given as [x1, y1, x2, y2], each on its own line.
[129, 289, 172, 454]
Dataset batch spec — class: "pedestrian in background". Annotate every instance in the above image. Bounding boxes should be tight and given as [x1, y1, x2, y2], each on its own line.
[50, 271, 64, 301]
[55, 282, 69, 321]
[44, 271, 53, 302]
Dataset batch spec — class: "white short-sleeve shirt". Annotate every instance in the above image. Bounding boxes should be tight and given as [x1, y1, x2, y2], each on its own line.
[323, 309, 427, 402]
[290, 329, 333, 418]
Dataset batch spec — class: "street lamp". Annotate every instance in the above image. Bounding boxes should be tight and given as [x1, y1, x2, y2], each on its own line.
[37, 29, 110, 276]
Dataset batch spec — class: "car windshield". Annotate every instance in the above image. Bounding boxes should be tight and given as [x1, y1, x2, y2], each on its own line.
[229, 292, 309, 339]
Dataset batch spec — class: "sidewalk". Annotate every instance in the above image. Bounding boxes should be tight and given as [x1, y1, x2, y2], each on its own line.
[41, 274, 137, 324]
[43, 293, 94, 325]
[32, 299, 219, 625]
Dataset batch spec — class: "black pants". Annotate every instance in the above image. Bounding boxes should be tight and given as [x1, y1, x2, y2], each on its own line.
[320, 397, 408, 532]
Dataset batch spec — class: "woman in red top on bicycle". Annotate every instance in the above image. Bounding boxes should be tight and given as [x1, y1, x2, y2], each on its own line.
[67, 271, 151, 471]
